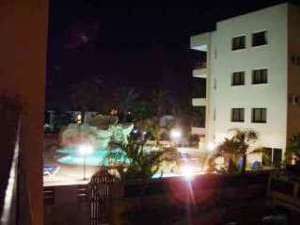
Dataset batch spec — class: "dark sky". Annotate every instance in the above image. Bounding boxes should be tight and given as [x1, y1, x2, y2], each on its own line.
[47, 0, 289, 109]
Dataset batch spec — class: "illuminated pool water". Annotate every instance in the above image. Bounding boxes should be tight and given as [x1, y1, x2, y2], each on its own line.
[57, 147, 128, 166]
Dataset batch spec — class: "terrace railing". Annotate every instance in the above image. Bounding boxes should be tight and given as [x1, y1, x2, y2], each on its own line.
[0, 95, 31, 225]
[268, 171, 300, 212]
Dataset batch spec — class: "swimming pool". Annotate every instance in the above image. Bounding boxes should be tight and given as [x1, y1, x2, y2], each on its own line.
[57, 147, 128, 166]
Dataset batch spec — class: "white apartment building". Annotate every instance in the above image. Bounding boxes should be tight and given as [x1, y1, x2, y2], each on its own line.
[191, 3, 300, 165]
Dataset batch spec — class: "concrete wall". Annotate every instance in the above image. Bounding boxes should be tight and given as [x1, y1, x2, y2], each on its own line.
[209, 4, 288, 152]
[287, 4, 300, 142]
[0, 0, 48, 224]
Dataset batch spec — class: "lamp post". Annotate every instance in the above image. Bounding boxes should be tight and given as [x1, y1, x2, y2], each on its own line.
[78, 144, 94, 180]
[170, 128, 182, 146]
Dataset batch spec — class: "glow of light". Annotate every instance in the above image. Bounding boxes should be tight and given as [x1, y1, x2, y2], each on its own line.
[207, 142, 216, 151]
[76, 114, 82, 123]
[78, 144, 94, 156]
[132, 129, 138, 134]
[181, 165, 195, 180]
[170, 128, 182, 140]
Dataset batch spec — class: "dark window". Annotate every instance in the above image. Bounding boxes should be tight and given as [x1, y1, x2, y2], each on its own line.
[273, 148, 282, 168]
[252, 108, 267, 123]
[232, 72, 245, 86]
[231, 108, 244, 122]
[232, 36, 246, 50]
[192, 106, 206, 128]
[290, 55, 300, 65]
[289, 95, 299, 105]
[252, 31, 267, 46]
[192, 78, 206, 98]
[252, 69, 268, 84]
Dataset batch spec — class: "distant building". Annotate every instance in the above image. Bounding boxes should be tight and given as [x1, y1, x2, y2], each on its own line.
[191, 3, 300, 165]
[44, 110, 98, 132]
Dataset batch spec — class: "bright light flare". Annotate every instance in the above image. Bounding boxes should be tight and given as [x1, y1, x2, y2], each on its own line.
[170, 128, 182, 140]
[181, 165, 195, 180]
[207, 142, 216, 152]
[78, 144, 94, 156]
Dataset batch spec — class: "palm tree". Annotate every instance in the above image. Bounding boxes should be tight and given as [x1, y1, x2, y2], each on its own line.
[151, 89, 170, 117]
[116, 87, 139, 116]
[106, 137, 179, 182]
[216, 129, 258, 174]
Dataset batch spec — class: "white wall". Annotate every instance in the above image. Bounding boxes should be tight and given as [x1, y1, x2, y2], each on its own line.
[208, 4, 288, 151]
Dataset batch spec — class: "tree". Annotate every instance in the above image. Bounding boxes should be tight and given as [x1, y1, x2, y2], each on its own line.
[131, 101, 154, 121]
[69, 76, 103, 120]
[106, 137, 179, 182]
[151, 89, 171, 117]
[286, 133, 300, 165]
[215, 129, 258, 174]
[115, 87, 139, 117]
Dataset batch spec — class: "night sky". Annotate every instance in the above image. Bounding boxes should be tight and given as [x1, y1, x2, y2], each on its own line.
[47, 0, 288, 110]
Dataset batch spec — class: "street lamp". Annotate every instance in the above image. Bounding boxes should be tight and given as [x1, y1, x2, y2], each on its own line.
[207, 142, 216, 152]
[170, 128, 182, 146]
[181, 164, 195, 180]
[78, 144, 94, 180]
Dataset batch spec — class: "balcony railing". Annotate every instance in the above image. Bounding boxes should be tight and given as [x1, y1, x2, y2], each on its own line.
[0, 95, 31, 225]
[192, 98, 207, 107]
[193, 68, 208, 78]
[0, 122, 20, 225]
[268, 171, 300, 212]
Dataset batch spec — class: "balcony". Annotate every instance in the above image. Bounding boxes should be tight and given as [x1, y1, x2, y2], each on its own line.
[193, 67, 207, 78]
[190, 33, 210, 51]
[0, 95, 36, 225]
[191, 127, 206, 136]
[192, 98, 207, 106]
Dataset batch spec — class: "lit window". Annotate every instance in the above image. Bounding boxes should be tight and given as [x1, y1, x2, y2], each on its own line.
[252, 31, 267, 47]
[232, 72, 245, 86]
[252, 108, 267, 123]
[252, 69, 268, 84]
[231, 108, 244, 122]
[232, 35, 246, 50]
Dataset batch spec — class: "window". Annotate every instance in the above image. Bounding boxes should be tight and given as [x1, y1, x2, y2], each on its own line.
[273, 148, 282, 168]
[232, 35, 246, 50]
[231, 108, 244, 122]
[291, 55, 300, 66]
[252, 31, 267, 46]
[232, 72, 245, 86]
[252, 108, 267, 123]
[252, 69, 268, 84]
[262, 148, 282, 168]
[192, 106, 205, 128]
[288, 94, 299, 105]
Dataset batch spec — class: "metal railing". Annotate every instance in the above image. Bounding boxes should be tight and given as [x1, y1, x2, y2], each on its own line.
[0, 122, 20, 225]
[0, 95, 31, 225]
[268, 171, 300, 212]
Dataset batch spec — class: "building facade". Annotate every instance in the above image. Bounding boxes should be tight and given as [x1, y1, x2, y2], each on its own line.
[191, 3, 300, 165]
